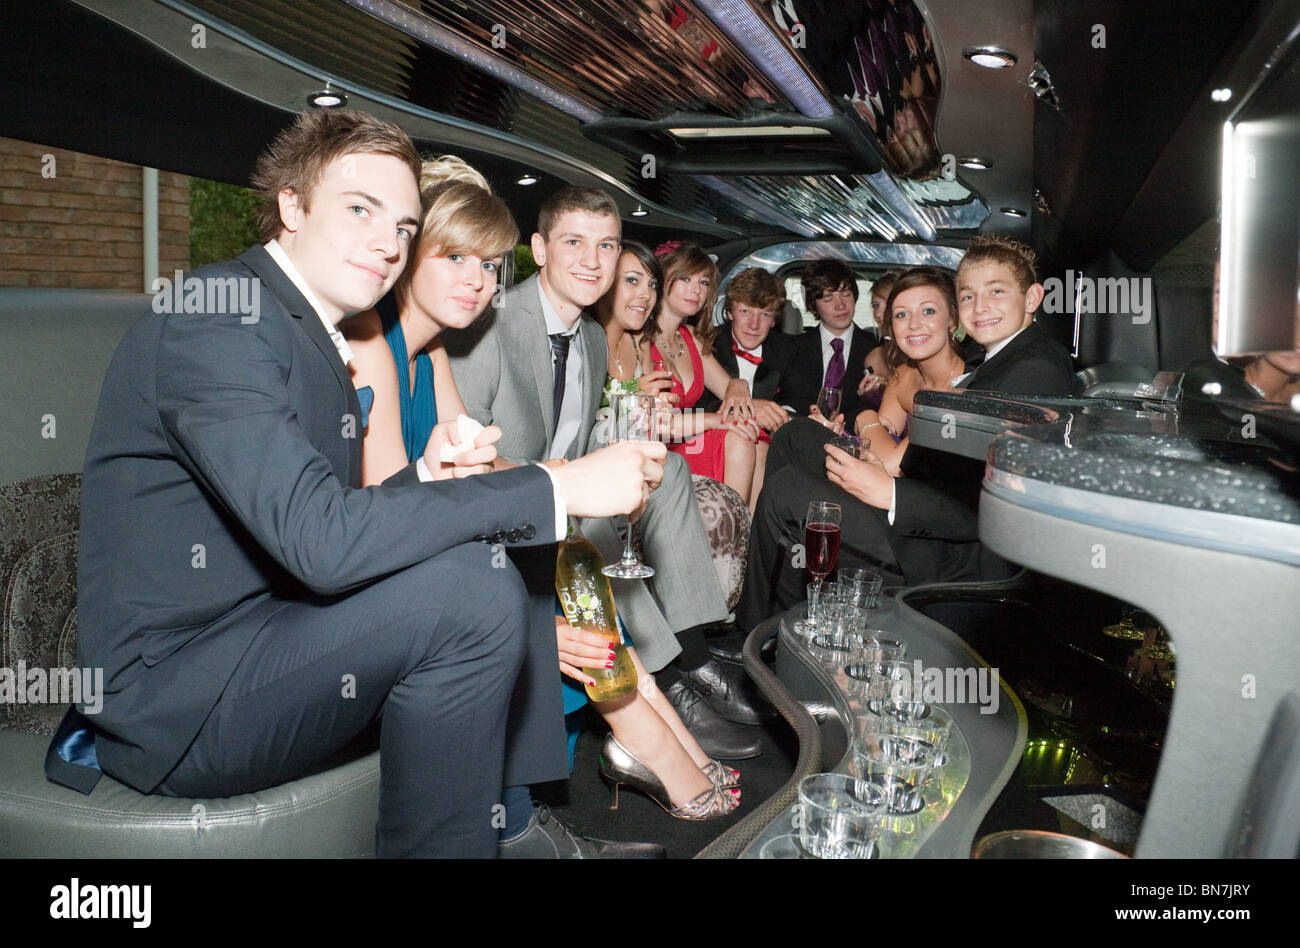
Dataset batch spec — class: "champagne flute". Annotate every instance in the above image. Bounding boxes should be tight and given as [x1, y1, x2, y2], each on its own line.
[817, 386, 842, 425]
[602, 392, 656, 580]
[794, 501, 842, 635]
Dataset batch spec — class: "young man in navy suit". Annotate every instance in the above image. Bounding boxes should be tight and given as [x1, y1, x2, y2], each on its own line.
[737, 236, 1076, 631]
[782, 259, 881, 432]
[696, 267, 797, 503]
[47, 109, 663, 858]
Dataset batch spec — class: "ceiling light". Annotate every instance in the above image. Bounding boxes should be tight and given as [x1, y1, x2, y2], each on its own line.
[964, 47, 1018, 69]
[1000, 207, 1027, 218]
[631, 204, 648, 217]
[1211, 88, 1233, 103]
[515, 172, 538, 186]
[307, 81, 347, 108]
[958, 157, 991, 170]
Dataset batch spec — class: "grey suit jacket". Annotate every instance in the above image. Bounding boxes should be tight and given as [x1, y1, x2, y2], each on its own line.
[446, 275, 728, 671]
[446, 275, 607, 464]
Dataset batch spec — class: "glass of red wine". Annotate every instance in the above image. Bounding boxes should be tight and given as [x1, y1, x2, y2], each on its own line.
[794, 501, 842, 636]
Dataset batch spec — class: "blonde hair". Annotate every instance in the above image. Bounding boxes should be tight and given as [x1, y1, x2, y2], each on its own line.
[395, 156, 519, 300]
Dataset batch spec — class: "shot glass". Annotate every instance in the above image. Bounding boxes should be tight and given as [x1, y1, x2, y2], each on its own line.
[861, 658, 922, 718]
[797, 773, 886, 859]
[758, 833, 818, 859]
[837, 567, 884, 610]
[851, 734, 937, 816]
[851, 633, 906, 666]
[829, 433, 863, 459]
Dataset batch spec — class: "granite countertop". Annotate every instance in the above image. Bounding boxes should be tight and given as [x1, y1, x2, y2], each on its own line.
[979, 396, 1300, 524]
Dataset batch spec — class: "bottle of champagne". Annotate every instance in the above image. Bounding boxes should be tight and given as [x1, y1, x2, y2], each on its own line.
[555, 523, 639, 702]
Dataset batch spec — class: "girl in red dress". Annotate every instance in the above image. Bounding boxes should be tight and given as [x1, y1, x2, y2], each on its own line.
[648, 243, 761, 505]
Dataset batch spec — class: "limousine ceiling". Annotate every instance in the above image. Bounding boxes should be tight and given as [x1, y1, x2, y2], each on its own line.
[1, 0, 1270, 268]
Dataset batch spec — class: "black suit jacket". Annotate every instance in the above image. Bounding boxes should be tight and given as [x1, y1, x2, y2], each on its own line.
[889, 321, 1077, 582]
[695, 325, 797, 413]
[783, 324, 880, 428]
[52, 244, 559, 794]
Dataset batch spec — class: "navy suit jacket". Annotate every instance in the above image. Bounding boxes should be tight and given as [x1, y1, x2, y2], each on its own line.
[783, 324, 880, 428]
[888, 321, 1077, 581]
[695, 324, 797, 413]
[50, 244, 558, 794]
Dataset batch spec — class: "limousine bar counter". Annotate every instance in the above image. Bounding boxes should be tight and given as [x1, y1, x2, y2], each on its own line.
[720, 385, 1298, 860]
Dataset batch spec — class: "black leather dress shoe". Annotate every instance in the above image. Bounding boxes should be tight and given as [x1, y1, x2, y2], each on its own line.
[497, 804, 666, 859]
[707, 634, 745, 666]
[708, 632, 778, 666]
[663, 680, 761, 760]
[683, 658, 766, 726]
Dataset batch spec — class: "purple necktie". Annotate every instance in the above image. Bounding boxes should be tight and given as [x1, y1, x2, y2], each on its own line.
[824, 337, 845, 391]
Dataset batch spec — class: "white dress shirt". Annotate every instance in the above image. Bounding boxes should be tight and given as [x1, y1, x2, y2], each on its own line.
[819, 323, 855, 382]
[264, 239, 355, 365]
[539, 280, 586, 461]
[735, 342, 762, 392]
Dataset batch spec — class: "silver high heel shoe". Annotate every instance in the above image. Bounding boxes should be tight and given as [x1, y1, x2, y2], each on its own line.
[703, 759, 741, 790]
[599, 735, 740, 820]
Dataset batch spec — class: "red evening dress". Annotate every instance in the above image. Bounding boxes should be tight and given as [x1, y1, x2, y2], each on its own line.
[650, 326, 729, 479]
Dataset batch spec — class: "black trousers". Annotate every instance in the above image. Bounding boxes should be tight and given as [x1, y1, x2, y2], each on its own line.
[736, 419, 905, 633]
[155, 542, 567, 857]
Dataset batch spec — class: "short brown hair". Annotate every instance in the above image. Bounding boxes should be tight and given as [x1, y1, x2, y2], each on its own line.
[725, 267, 785, 315]
[957, 234, 1038, 291]
[882, 266, 962, 368]
[652, 242, 721, 349]
[800, 259, 859, 315]
[536, 186, 620, 240]
[250, 108, 421, 243]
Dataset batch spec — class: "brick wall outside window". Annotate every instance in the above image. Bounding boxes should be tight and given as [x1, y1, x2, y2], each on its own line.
[0, 137, 189, 290]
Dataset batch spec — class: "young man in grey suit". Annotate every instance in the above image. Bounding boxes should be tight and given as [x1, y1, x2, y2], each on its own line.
[45, 110, 664, 858]
[446, 187, 763, 758]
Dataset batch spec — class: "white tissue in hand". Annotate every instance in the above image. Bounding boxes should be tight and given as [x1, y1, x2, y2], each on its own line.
[440, 414, 485, 463]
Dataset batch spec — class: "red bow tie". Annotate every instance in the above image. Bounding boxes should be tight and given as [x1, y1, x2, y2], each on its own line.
[732, 341, 762, 365]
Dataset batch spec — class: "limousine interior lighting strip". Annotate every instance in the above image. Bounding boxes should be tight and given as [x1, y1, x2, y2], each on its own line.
[693, 0, 836, 118]
[340, 0, 603, 124]
[865, 170, 939, 241]
[694, 175, 820, 238]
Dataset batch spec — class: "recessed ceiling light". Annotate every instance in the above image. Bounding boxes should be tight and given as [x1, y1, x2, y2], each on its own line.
[631, 204, 648, 217]
[1000, 207, 1027, 218]
[515, 172, 538, 186]
[307, 81, 347, 108]
[958, 156, 992, 170]
[1211, 88, 1233, 103]
[963, 46, 1018, 69]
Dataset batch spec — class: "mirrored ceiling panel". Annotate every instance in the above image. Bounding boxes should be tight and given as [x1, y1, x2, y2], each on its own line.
[414, 0, 789, 118]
